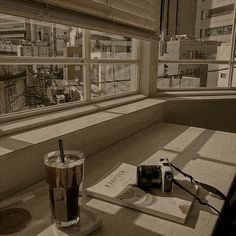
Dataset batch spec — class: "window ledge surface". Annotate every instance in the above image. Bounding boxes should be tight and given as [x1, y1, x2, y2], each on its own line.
[1, 92, 236, 159]
[0, 96, 166, 159]
[0, 94, 146, 137]
[158, 90, 236, 101]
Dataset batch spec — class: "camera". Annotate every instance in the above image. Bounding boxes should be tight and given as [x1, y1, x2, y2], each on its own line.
[137, 158, 174, 193]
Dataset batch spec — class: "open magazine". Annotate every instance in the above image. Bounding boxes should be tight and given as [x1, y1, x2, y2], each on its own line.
[86, 163, 198, 224]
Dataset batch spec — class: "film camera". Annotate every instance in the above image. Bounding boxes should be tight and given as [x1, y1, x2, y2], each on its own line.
[137, 158, 174, 193]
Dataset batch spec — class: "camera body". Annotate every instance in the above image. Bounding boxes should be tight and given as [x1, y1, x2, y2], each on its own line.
[137, 158, 173, 193]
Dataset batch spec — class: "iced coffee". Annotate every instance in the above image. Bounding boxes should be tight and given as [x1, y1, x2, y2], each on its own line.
[44, 150, 84, 227]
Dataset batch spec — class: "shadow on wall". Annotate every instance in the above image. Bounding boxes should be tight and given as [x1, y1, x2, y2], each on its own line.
[165, 99, 236, 133]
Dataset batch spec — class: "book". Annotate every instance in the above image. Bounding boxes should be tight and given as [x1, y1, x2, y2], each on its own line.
[86, 163, 198, 224]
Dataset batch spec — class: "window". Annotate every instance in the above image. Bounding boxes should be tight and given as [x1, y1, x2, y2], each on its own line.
[208, 4, 234, 18]
[205, 25, 233, 37]
[158, 0, 236, 89]
[0, 13, 139, 114]
[201, 11, 204, 20]
[200, 29, 203, 38]
[220, 73, 227, 78]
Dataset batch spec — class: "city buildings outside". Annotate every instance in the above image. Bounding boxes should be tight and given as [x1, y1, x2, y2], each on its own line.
[195, 0, 234, 43]
[158, 37, 218, 88]
[0, 14, 134, 114]
[158, 0, 235, 89]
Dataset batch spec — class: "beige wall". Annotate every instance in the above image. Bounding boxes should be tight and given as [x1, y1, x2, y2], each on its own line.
[165, 99, 236, 133]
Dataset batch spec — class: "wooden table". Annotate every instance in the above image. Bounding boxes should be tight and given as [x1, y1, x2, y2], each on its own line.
[1, 122, 235, 236]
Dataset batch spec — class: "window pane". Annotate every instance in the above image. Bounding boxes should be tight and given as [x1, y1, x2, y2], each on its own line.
[90, 64, 138, 98]
[232, 66, 236, 87]
[157, 63, 229, 88]
[159, 0, 234, 61]
[0, 64, 84, 114]
[0, 13, 83, 57]
[90, 31, 134, 59]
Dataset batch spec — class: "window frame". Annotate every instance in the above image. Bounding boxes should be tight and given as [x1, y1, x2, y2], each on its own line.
[0, 16, 141, 118]
[157, 3, 236, 91]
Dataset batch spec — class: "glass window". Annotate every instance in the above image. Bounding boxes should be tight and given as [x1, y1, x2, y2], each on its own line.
[157, 63, 230, 89]
[158, 0, 235, 89]
[201, 10, 204, 20]
[200, 29, 203, 38]
[205, 25, 233, 37]
[90, 64, 138, 99]
[0, 13, 139, 115]
[0, 13, 83, 58]
[90, 31, 134, 59]
[0, 64, 84, 114]
[208, 4, 234, 18]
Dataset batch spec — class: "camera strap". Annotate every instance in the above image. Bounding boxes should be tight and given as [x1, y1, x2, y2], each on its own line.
[169, 162, 229, 203]
[167, 162, 232, 217]
[171, 178, 222, 217]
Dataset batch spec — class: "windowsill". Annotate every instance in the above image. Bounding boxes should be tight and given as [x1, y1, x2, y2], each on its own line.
[157, 89, 236, 100]
[0, 95, 166, 159]
[1, 91, 236, 158]
[0, 94, 146, 137]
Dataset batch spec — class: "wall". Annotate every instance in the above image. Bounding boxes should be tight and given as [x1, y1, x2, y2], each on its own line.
[165, 98, 236, 133]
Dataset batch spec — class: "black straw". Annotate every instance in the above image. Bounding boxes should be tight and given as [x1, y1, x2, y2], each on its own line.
[58, 139, 65, 163]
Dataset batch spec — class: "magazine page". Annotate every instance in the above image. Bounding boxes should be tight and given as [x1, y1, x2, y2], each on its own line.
[86, 163, 137, 198]
[86, 163, 198, 224]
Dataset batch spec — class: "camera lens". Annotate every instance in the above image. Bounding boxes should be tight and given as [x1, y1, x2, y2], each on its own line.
[137, 165, 162, 188]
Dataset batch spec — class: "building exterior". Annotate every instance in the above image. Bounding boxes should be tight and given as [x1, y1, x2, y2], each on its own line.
[90, 36, 134, 97]
[160, 0, 197, 55]
[158, 0, 235, 88]
[161, 0, 197, 37]
[0, 14, 31, 43]
[158, 37, 218, 88]
[0, 74, 26, 113]
[195, 0, 235, 42]
[194, 0, 235, 87]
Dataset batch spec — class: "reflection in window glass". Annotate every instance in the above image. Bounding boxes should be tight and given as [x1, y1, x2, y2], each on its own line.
[90, 31, 133, 59]
[0, 13, 82, 57]
[0, 64, 84, 114]
[157, 63, 229, 89]
[90, 64, 137, 98]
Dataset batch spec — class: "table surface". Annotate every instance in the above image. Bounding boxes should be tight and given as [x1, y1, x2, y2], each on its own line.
[0, 122, 235, 236]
